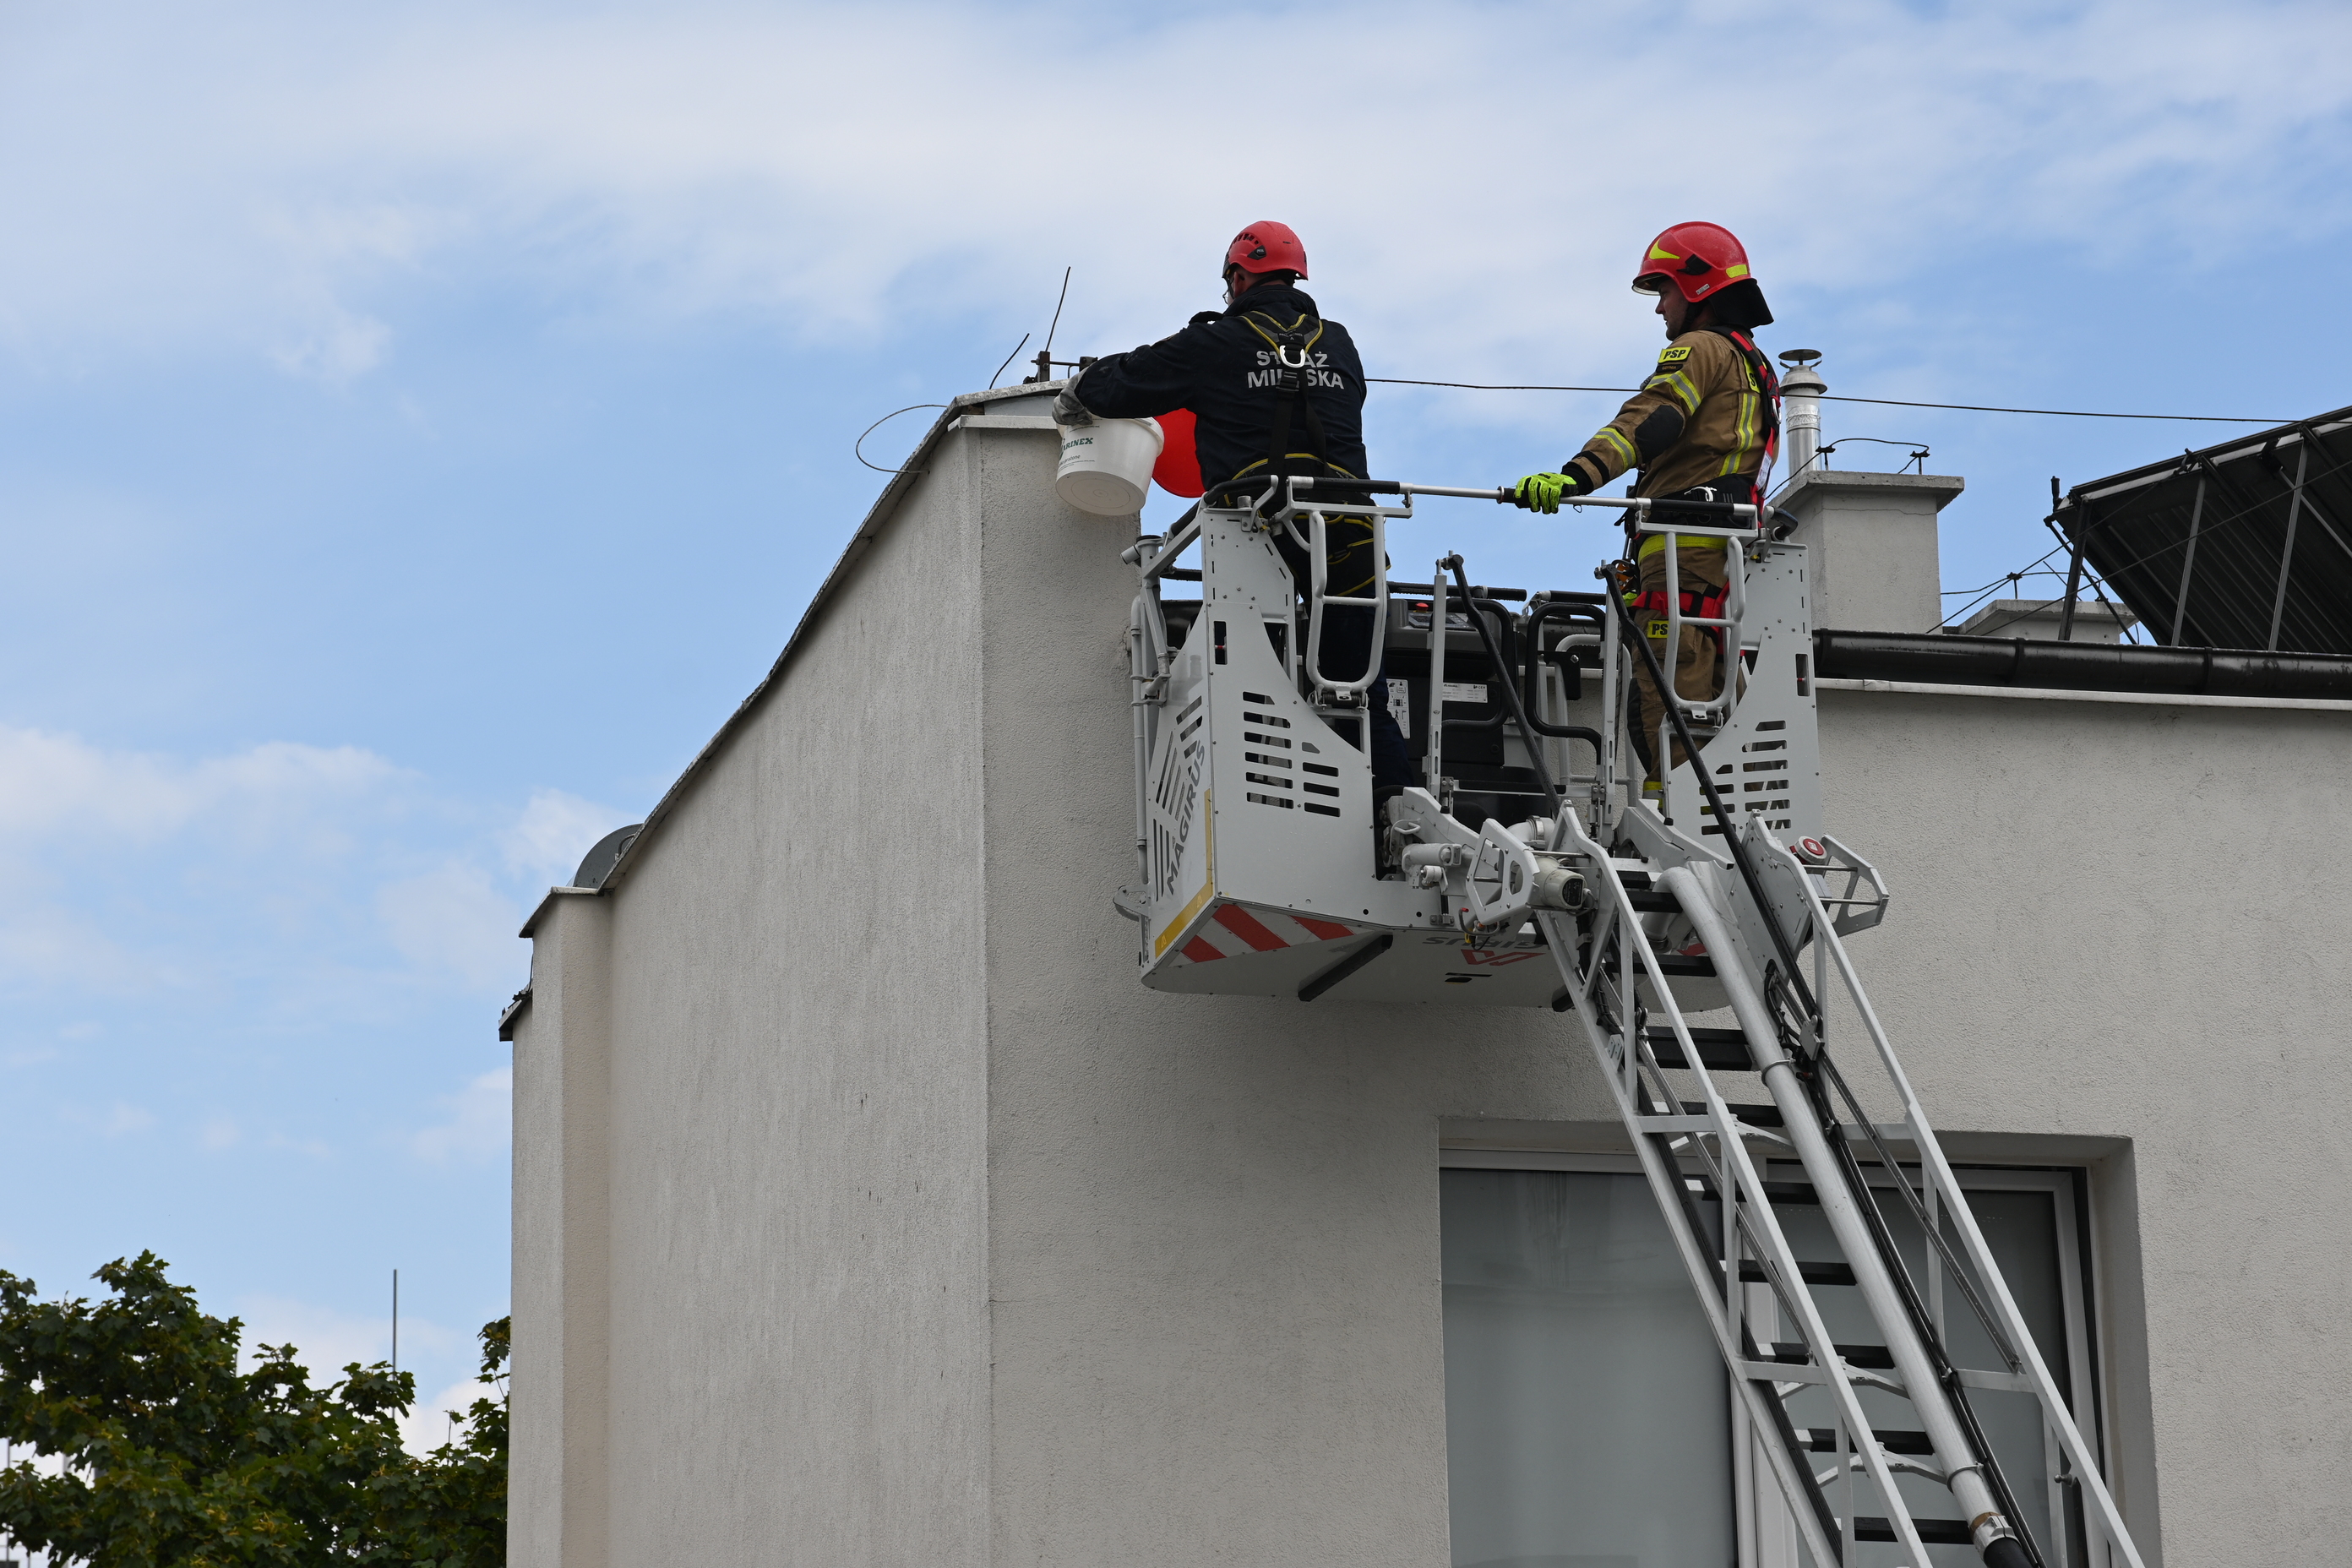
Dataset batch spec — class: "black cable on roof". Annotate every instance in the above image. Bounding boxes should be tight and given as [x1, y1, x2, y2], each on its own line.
[1364, 377, 2285, 424]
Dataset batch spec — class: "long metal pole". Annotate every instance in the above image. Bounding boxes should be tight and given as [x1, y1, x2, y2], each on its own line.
[1663, 868, 2030, 1566]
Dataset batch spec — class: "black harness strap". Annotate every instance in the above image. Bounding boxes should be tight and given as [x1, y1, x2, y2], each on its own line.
[1242, 309, 1333, 487]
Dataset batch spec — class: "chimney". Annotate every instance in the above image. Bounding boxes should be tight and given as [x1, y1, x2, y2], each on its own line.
[1768, 349, 1965, 634]
[1778, 349, 1826, 480]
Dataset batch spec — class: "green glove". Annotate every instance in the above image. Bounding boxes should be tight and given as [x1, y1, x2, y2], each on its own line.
[1514, 471, 1573, 514]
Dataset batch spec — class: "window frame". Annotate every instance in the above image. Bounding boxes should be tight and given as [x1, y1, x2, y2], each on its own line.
[1438, 1148, 2110, 1567]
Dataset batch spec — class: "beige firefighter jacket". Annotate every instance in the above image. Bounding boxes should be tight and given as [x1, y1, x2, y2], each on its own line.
[1563, 328, 1776, 519]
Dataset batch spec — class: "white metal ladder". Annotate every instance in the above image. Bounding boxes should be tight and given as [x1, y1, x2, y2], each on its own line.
[1533, 799, 2145, 1567]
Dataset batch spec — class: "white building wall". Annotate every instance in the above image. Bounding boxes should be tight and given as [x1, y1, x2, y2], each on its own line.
[515, 426, 999, 1566]
[513, 391, 2352, 1566]
[1814, 684, 2352, 1564]
[509, 890, 613, 1568]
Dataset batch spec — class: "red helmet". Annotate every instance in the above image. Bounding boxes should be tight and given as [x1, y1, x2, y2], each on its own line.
[1632, 221, 1756, 305]
[1225, 221, 1308, 280]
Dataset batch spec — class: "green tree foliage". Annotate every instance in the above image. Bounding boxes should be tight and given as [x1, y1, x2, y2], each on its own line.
[0, 1252, 506, 1566]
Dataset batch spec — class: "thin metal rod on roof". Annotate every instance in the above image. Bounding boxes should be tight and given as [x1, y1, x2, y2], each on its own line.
[2171, 473, 2209, 646]
[2268, 444, 2311, 651]
[2055, 480, 2086, 641]
[988, 333, 1031, 390]
[1041, 267, 1072, 362]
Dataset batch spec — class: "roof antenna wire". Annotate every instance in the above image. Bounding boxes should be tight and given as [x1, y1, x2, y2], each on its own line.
[988, 333, 1031, 390]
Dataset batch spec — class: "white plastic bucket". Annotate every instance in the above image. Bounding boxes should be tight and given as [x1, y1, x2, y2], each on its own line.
[1054, 416, 1164, 515]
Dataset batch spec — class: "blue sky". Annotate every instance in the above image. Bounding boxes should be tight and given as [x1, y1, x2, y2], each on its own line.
[1, 0, 2347, 1440]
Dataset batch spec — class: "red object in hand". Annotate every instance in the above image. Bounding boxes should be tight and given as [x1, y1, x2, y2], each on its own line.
[1153, 408, 1203, 498]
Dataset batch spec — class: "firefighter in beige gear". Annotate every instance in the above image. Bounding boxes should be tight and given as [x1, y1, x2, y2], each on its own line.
[1511, 220, 1783, 793]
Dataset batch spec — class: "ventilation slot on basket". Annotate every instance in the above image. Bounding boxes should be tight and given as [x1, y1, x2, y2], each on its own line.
[1239, 695, 1290, 728]
[1149, 704, 1207, 896]
[1247, 792, 1295, 810]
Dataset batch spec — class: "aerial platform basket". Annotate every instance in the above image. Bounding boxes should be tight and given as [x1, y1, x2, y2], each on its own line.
[1121, 476, 1819, 1006]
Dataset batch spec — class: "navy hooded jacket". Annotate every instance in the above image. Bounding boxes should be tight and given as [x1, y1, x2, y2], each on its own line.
[1070, 282, 1369, 495]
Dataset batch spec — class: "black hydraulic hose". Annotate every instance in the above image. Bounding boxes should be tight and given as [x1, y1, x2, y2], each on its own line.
[1819, 1054, 2023, 1375]
[1446, 556, 1561, 819]
[1612, 599, 1818, 1020]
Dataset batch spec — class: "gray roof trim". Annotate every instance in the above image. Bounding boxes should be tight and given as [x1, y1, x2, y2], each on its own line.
[595, 382, 1066, 896]
[497, 983, 532, 1042]
[1819, 678, 2352, 714]
[2066, 406, 2352, 504]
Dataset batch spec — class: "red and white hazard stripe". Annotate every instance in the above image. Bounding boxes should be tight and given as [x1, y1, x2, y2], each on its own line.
[1177, 902, 1357, 965]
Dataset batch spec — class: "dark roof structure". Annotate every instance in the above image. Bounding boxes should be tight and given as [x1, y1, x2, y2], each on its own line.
[2054, 406, 2352, 654]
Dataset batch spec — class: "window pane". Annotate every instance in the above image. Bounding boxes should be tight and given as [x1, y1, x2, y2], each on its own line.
[1764, 1178, 2070, 1565]
[1440, 1168, 1733, 1568]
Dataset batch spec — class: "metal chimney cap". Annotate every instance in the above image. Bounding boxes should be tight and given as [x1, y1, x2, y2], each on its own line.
[1778, 348, 1823, 368]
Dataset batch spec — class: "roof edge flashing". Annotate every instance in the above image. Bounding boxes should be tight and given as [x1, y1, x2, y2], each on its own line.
[1816, 629, 2352, 702]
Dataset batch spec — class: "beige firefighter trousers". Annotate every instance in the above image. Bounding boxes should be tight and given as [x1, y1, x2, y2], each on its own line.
[1631, 542, 1730, 785]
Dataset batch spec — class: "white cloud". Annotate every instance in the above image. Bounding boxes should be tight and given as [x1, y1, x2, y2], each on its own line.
[0, 0, 2343, 390]
[0, 723, 419, 1002]
[235, 1293, 494, 1456]
[0, 724, 399, 844]
[0, 905, 140, 988]
[200, 1116, 241, 1151]
[410, 1066, 511, 1166]
[378, 865, 520, 989]
[502, 788, 630, 886]
[401, 1375, 493, 1456]
[104, 1102, 155, 1136]
[236, 1293, 451, 1377]
[272, 302, 391, 384]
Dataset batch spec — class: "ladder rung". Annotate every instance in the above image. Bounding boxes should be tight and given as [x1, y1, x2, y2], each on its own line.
[1856, 1517, 1974, 1546]
[1740, 1259, 1856, 1287]
[1800, 1427, 1934, 1456]
[1682, 1100, 1783, 1128]
[1768, 1341, 1897, 1369]
[1602, 949, 1718, 978]
[1642, 1027, 1755, 1071]
[1690, 1174, 1818, 1207]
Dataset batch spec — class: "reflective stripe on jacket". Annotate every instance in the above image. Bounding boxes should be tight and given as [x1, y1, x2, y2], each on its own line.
[1563, 328, 1779, 502]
